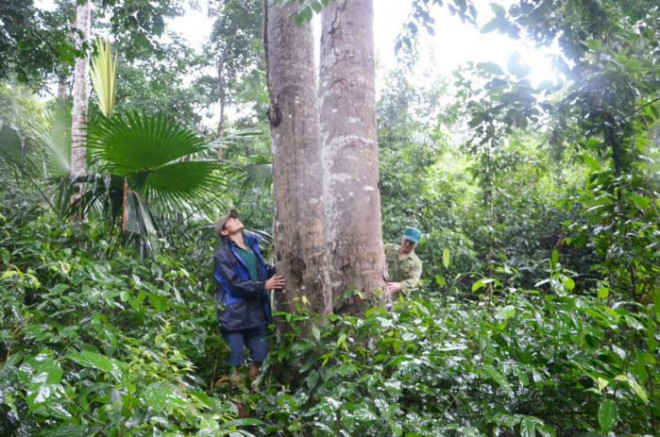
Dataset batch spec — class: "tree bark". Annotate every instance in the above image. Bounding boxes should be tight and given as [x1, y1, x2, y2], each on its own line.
[265, 0, 332, 315]
[320, 0, 386, 311]
[70, 0, 91, 201]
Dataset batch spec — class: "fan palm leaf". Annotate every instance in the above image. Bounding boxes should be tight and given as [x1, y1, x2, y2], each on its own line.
[39, 100, 72, 178]
[87, 112, 224, 207]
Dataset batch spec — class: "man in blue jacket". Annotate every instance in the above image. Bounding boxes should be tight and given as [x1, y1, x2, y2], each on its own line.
[213, 209, 285, 385]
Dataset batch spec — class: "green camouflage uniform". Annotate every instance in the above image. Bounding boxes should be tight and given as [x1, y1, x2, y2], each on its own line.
[385, 243, 422, 292]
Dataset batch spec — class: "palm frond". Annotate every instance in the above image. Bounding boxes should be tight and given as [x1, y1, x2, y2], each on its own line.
[39, 100, 72, 178]
[125, 190, 159, 256]
[220, 154, 273, 193]
[207, 128, 263, 156]
[90, 39, 118, 118]
[0, 120, 24, 168]
[87, 112, 207, 175]
[136, 160, 225, 199]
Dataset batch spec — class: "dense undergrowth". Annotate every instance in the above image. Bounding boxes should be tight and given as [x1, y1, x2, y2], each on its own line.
[1, 182, 657, 436]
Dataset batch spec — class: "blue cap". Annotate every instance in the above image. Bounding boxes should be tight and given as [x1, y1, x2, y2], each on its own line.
[403, 227, 421, 243]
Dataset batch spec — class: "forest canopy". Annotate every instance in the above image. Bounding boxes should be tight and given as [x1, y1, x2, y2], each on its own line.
[0, 0, 658, 435]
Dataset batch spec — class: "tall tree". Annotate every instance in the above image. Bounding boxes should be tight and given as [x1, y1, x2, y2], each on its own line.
[265, 0, 331, 314]
[320, 0, 386, 310]
[207, 0, 263, 138]
[70, 0, 91, 190]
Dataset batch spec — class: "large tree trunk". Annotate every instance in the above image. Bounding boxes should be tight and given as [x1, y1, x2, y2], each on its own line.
[265, 0, 332, 315]
[70, 0, 91, 204]
[320, 0, 386, 311]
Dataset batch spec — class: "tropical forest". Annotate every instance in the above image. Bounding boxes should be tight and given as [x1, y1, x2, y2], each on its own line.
[0, 0, 658, 435]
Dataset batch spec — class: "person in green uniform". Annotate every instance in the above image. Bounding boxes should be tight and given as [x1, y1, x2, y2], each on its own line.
[385, 226, 423, 296]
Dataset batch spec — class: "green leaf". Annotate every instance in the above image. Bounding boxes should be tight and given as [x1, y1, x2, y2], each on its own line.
[87, 112, 207, 173]
[597, 287, 609, 299]
[627, 376, 649, 404]
[67, 351, 119, 375]
[550, 249, 559, 268]
[598, 399, 619, 433]
[496, 305, 516, 321]
[18, 351, 63, 385]
[442, 248, 451, 268]
[472, 278, 494, 292]
[520, 417, 537, 437]
[484, 364, 513, 396]
[582, 154, 601, 171]
[561, 276, 575, 291]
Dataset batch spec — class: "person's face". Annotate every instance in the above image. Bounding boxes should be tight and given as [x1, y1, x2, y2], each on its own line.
[400, 238, 416, 255]
[221, 217, 244, 236]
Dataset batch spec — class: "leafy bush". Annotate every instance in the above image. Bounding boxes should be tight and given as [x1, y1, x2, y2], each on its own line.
[258, 291, 657, 436]
[0, 194, 256, 436]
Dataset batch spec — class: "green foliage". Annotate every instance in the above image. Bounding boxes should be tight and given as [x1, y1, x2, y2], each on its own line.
[0, 189, 253, 436]
[258, 290, 657, 436]
[113, 38, 206, 128]
[0, 0, 76, 85]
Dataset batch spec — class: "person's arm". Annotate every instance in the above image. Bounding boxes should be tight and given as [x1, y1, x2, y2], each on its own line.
[399, 258, 422, 292]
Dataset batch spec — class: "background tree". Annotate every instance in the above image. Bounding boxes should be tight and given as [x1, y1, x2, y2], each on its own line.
[69, 0, 91, 196]
[204, 0, 264, 137]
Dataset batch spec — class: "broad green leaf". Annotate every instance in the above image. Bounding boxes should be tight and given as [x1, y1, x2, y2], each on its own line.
[311, 325, 321, 342]
[627, 376, 649, 404]
[496, 305, 516, 321]
[520, 417, 537, 437]
[443, 248, 451, 268]
[472, 278, 494, 292]
[484, 364, 513, 396]
[596, 377, 609, 391]
[18, 351, 63, 385]
[627, 193, 651, 211]
[67, 351, 117, 374]
[597, 287, 609, 299]
[582, 154, 601, 171]
[598, 399, 618, 433]
[550, 249, 559, 268]
[561, 276, 575, 291]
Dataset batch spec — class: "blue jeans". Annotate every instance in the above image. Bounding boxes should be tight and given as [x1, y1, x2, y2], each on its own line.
[221, 324, 268, 366]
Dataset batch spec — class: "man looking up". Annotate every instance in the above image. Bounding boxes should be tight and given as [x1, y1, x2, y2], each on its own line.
[213, 209, 285, 386]
[385, 226, 423, 297]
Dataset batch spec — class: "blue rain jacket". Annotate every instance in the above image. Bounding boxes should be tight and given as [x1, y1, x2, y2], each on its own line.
[213, 234, 274, 331]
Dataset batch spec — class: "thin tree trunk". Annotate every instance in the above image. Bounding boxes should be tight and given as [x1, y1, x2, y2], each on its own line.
[320, 0, 386, 312]
[57, 73, 68, 101]
[216, 50, 227, 138]
[265, 0, 332, 315]
[70, 0, 91, 211]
